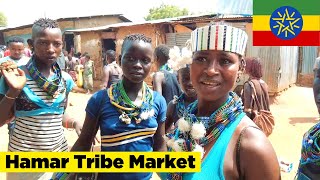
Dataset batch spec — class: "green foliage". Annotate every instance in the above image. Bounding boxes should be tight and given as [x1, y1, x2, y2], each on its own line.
[0, 12, 7, 27]
[145, 4, 189, 21]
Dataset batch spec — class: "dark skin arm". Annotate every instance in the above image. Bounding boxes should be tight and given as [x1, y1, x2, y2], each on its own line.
[165, 101, 175, 133]
[243, 82, 253, 118]
[153, 120, 166, 179]
[152, 72, 164, 95]
[153, 121, 166, 152]
[0, 93, 17, 126]
[0, 68, 26, 126]
[62, 113, 83, 136]
[72, 86, 88, 94]
[240, 127, 281, 180]
[71, 114, 99, 151]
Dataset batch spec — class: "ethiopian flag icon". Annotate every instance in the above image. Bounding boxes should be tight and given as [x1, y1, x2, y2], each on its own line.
[253, 0, 320, 46]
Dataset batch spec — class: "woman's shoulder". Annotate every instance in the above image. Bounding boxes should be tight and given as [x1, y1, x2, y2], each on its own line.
[236, 115, 275, 157]
[152, 90, 167, 106]
[234, 115, 280, 178]
[152, 90, 164, 100]
[93, 89, 110, 100]
[88, 89, 111, 106]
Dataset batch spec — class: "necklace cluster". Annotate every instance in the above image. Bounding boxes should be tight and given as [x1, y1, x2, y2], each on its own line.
[172, 93, 191, 119]
[26, 56, 65, 99]
[159, 63, 173, 72]
[165, 92, 244, 156]
[108, 81, 154, 124]
[299, 123, 320, 167]
[165, 92, 244, 180]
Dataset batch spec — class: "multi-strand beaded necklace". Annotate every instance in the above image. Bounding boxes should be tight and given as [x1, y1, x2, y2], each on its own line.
[173, 93, 192, 119]
[165, 92, 244, 179]
[299, 123, 320, 169]
[108, 81, 154, 124]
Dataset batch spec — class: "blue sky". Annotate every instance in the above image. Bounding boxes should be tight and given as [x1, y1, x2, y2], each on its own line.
[0, 0, 252, 28]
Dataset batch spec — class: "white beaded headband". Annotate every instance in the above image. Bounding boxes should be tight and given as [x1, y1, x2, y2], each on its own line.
[191, 25, 248, 56]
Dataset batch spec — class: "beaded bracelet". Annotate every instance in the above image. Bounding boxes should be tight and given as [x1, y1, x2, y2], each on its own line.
[5, 94, 16, 100]
[67, 120, 75, 131]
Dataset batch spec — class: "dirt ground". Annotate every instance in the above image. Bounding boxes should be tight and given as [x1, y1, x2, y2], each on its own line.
[0, 85, 318, 180]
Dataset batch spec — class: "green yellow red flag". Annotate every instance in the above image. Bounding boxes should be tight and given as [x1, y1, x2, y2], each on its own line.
[253, 0, 320, 46]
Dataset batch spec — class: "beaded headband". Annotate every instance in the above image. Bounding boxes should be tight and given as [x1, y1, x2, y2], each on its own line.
[190, 25, 248, 56]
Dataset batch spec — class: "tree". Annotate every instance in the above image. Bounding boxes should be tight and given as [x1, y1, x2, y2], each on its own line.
[0, 12, 7, 27]
[145, 4, 189, 21]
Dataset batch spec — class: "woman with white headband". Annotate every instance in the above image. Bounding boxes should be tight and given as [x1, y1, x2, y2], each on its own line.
[164, 24, 280, 180]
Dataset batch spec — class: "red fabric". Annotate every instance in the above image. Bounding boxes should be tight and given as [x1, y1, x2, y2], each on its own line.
[79, 57, 86, 65]
[4, 50, 10, 57]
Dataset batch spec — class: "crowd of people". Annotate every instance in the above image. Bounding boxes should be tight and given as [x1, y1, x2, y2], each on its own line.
[0, 17, 319, 180]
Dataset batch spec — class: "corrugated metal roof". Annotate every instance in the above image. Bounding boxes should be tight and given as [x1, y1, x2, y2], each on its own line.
[66, 14, 252, 32]
[0, 14, 130, 32]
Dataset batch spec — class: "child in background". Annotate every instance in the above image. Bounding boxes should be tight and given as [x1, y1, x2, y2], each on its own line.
[83, 54, 95, 94]
[165, 45, 197, 133]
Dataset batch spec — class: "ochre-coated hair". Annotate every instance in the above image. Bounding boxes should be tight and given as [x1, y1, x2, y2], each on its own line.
[245, 57, 263, 79]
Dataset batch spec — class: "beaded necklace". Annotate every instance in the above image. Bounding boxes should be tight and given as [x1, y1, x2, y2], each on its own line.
[108, 80, 154, 124]
[159, 63, 173, 72]
[173, 93, 194, 119]
[26, 56, 64, 99]
[299, 123, 320, 168]
[165, 92, 244, 180]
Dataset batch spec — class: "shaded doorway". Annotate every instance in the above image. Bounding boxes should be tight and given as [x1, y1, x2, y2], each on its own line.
[102, 39, 116, 65]
[64, 33, 74, 53]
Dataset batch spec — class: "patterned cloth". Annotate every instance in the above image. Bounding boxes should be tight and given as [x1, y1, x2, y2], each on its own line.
[26, 57, 63, 97]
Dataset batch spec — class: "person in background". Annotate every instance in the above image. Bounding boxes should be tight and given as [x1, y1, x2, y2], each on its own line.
[3, 44, 10, 57]
[165, 24, 280, 180]
[0, 18, 81, 180]
[0, 45, 5, 58]
[165, 45, 197, 133]
[0, 37, 30, 66]
[75, 60, 83, 87]
[0, 36, 31, 139]
[103, 49, 122, 89]
[79, 52, 88, 65]
[152, 44, 182, 104]
[56, 52, 67, 71]
[313, 55, 320, 77]
[313, 55, 320, 120]
[241, 57, 270, 120]
[27, 39, 33, 53]
[71, 34, 167, 180]
[0, 37, 29, 66]
[83, 54, 95, 94]
[24, 46, 32, 57]
[68, 55, 78, 82]
[63, 50, 69, 72]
